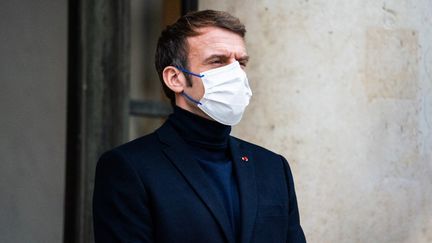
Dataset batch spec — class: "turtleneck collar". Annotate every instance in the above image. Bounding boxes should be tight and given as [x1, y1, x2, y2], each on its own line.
[168, 106, 231, 149]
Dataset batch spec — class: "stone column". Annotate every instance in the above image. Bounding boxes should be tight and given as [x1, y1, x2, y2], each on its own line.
[64, 1, 130, 242]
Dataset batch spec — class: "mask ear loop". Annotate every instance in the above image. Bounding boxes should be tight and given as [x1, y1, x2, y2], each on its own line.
[175, 66, 204, 105]
[181, 91, 202, 105]
[175, 66, 205, 78]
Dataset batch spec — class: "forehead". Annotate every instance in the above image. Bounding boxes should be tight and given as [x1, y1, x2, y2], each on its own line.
[186, 26, 247, 59]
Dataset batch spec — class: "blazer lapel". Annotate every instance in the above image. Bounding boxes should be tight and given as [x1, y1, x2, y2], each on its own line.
[156, 122, 235, 243]
[230, 137, 258, 243]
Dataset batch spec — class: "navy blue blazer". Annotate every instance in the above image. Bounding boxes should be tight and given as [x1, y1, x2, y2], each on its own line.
[93, 121, 306, 243]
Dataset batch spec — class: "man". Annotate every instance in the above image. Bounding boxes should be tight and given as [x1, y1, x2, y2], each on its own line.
[93, 10, 306, 243]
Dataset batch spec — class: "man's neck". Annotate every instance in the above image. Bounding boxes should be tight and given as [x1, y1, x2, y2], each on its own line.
[167, 106, 231, 149]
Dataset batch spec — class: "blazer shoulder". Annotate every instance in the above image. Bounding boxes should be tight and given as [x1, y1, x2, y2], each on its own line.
[230, 136, 281, 158]
[99, 132, 161, 165]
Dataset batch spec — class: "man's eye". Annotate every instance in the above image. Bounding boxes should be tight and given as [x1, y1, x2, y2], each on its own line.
[240, 62, 247, 67]
[211, 60, 222, 64]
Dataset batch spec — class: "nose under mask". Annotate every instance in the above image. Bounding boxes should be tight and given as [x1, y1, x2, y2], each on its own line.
[178, 61, 252, 126]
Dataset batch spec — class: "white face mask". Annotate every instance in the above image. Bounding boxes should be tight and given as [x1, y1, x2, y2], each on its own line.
[179, 61, 252, 126]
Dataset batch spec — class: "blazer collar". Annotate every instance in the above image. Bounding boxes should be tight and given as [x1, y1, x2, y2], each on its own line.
[230, 137, 258, 243]
[156, 122, 236, 243]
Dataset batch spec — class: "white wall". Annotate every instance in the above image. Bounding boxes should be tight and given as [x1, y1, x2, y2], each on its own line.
[200, 1, 432, 242]
[0, 1, 67, 242]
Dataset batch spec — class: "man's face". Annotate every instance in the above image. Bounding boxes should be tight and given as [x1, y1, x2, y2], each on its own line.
[180, 26, 249, 119]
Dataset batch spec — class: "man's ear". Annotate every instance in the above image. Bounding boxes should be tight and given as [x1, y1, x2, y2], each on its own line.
[162, 66, 186, 93]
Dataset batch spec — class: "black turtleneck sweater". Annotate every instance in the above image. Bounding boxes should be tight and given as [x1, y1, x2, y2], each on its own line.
[168, 106, 240, 241]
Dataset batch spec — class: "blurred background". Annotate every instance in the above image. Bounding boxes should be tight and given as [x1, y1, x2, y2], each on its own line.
[0, 0, 431, 242]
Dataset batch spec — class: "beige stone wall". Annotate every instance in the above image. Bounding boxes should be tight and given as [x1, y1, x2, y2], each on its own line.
[199, 1, 432, 242]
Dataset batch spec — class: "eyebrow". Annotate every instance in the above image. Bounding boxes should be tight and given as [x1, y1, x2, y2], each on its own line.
[203, 54, 250, 64]
[238, 55, 250, 63]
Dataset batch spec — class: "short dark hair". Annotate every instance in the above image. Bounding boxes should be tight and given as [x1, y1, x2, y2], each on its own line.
[155, 10, 246, 105]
